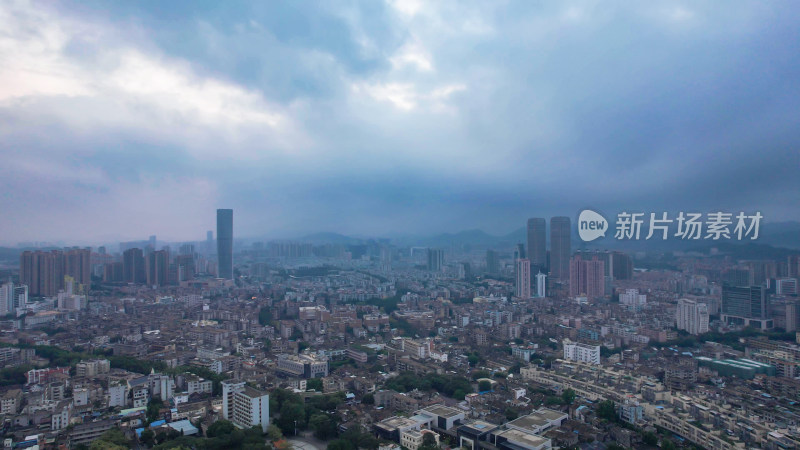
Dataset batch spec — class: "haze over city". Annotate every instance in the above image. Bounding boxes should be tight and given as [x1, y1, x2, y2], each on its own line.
[4, 2, 800, 450]
[2, 1, 800, 245]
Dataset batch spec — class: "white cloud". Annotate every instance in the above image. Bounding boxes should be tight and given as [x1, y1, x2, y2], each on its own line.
[390, 40, 434, 72]
[352, 81, 466, 112]
[0, 0, 309, 160]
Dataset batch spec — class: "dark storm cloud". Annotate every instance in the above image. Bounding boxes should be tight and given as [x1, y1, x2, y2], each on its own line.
[0, 0, 798, 244]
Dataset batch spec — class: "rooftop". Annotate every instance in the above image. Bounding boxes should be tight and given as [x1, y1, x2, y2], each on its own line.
[420, 404, 463, 418]
[495, 429, 550, 447]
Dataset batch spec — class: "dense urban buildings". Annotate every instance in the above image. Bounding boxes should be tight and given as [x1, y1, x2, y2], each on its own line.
[1, 222, 800, 450]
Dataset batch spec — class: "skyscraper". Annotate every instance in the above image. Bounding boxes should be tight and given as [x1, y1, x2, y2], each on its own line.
[526, 218, 547, 271]
[426, 248, 444, 272]
[146, 250, 169, 287]
[20, 250, 64, 297]
[611, 251, 633, 280]
[217, 209, 233, 279]
[569, 255, 604, 299]
[485, 250, 499, 275]
[206, 231, 214, 256]
[514, 243, 526, 260]
[64, 248, 91, 287]
[550, 216, 571, 280]
[123, 248, 146, 284]
[515, 259, 531, 299]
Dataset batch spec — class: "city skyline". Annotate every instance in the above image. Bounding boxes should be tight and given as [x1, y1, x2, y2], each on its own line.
[1, 1, 799, 244]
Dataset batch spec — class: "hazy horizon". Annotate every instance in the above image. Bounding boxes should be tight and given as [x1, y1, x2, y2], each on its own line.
[2, 1, 799, 245]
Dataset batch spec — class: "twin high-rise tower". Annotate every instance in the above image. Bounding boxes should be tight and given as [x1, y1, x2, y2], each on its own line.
[217, 209, 233, 280]
[523, 216, 572, 281]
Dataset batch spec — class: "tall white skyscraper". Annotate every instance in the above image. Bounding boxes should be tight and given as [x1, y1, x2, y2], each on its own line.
[515, 259, 531, 299]
[676, 298, 709, 335]
[536, 272, 547, 298]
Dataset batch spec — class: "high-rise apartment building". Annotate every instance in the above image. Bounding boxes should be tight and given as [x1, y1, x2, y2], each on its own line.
[721, 284, 772, 330]
[122, 248, 146, 284]
[64, 249, 91, 287]
[20, 250, 64, 297]
[535, 272, 547, 298]
[427, 248, 444, 272]
[611, 251, 633, 280]
[676, 298, 709, 335]
[485, 250, 499, 275]
[146, 250, 169, 287]
[569, 255, 605, 299]
[550, 217, 571, 280]
[217, 209, 233, 279]
[515, 259, 531, 299]
[527, 218, 547, 271]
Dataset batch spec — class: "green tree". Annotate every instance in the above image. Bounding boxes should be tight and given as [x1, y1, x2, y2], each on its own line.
[309, 413, 337, 440]
[561, 388, 576, 405]
[478, 380, 492, 392]
[453, 389, 466, 400]
[146, 398, 164, 424]
[471, 370, 491, 380]
[259, 307, 273, 326]
[307, 378, 323, 391]
[662, 439, 677, 450]
[505, 408, 519, 421]
[467, 355, 479, 366]
[597, 400, 617, 422]
[277, 402, 306, 436]
[90, 428, 130, 450]
[267, 424, 284, 441]
[328, 440, 355, 450]
[207, 419, 236, 438]
[545, 396, 561, 406]
[361, 393, 374, 405]
[140, 429, 156, 447]
[418, 432, 439, 450]
[642, 431, 658, 446]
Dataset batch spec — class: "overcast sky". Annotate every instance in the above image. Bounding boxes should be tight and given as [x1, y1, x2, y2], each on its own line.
[1, 0, 798, 245]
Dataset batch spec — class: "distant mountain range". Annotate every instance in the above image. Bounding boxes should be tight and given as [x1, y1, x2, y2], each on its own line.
[303, 221, 800, 254]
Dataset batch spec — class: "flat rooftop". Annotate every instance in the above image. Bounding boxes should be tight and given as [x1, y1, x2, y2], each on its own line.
[420, 404, 463, 418]
[376, 416, 421, 431]
[507, 415, 549, 431]
[458, 420, 498, 434]
[536, 408, 567, 421]
[496, 429, 550, 447]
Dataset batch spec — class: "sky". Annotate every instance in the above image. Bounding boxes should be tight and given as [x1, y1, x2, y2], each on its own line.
[1, 0, 799, 245]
